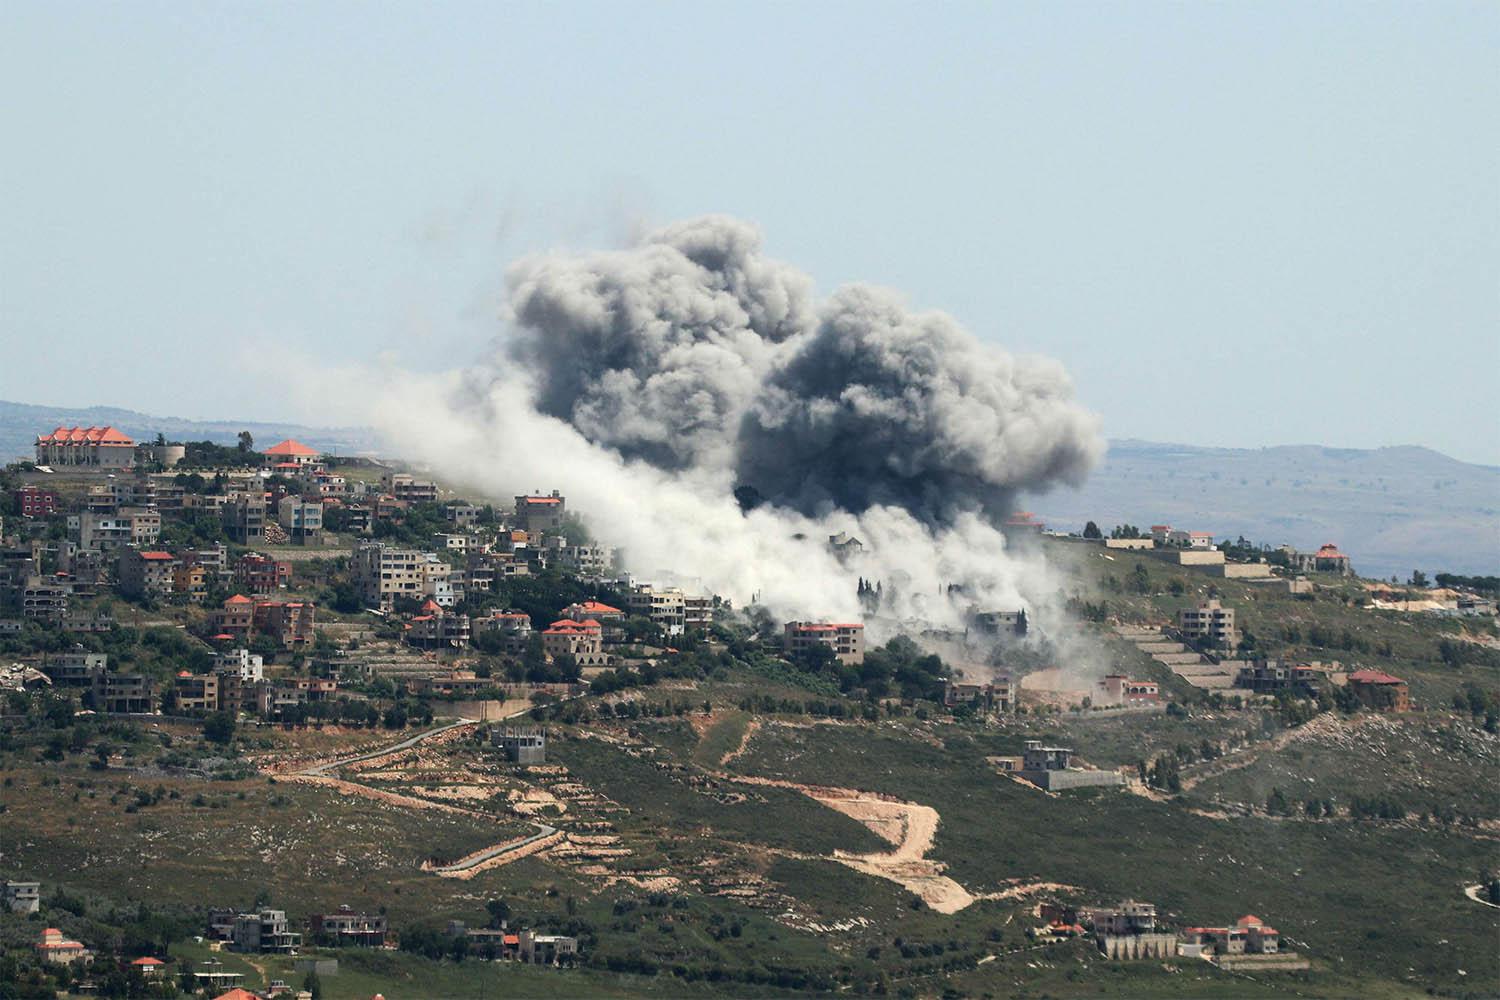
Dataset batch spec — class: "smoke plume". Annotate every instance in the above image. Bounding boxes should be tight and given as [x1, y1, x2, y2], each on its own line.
[359, 214, 1104, 638]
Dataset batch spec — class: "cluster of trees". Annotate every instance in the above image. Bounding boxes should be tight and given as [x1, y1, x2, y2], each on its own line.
[1140, 753, 1181, 793]
[1434, 573, 1500, 596]
[790, 635, 950, 702]
[179, 434, 262, 469]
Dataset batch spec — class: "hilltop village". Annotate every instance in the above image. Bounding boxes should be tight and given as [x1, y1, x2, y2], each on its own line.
[2, 426, 1498, 1000]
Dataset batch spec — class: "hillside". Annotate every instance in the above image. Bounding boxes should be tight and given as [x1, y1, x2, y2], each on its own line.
[1030, 439, 1500, 580]
[0, 398, 379, 463]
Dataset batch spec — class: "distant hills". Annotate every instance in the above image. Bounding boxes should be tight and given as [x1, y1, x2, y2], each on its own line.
[4, 399, 1495, 579]
[0, 399, 380, 464]
[1030, 439, 1500, 580]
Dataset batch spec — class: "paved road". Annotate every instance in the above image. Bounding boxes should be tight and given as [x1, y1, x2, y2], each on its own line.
[298, 717, 477, 777]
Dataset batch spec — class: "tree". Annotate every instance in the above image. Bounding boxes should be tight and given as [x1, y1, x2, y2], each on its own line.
[237, 430, 254, 453]
[203, 711, 236, 745]
[486, 898, 511, 928]
[303, 970, 322, 1000]
[1082, 521, 1102, 540]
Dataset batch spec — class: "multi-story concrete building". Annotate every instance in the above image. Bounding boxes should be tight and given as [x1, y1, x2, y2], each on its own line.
[175, 672, 221, 713]
[254, 601, 316, 648]
[73, 509, 159, 552]
[221, 494, 267, 545]
[943, 679, 1013, 712]
[21, 576, 70, 621]
[683, 595, 715, 632]
[44, 651, 107, 686]
[34, 426, 135, 468]
[404, 601, 471, 650]
[212, 594, 257, 638]
[234, 552, 290, 595]
[171, 561, 208, 603]
[3, 881, 40, 914]
[231, 910, 302, 954]
[783, 621, 865, 666]
[381, 472, 439, 504]
[92, 672, 155, 714]
[625, 585, 687, 637]
[353, 542, 425, 609]
[445, 502, 480, 528]
[514, 491, 565, 533]
[312, 906, 387, 947]
[472, 609, 533, 653]
[117, 549, 177, 599]
[1179, 599, 1237, 648]
[493, 726, 546, 764]
[276, 497, 324, 546]
[17, 486, 58, 518]
[215, 647, 265, 682]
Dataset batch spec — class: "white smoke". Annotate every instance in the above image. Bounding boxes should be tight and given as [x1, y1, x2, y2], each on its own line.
[324, 215, 1104, 639]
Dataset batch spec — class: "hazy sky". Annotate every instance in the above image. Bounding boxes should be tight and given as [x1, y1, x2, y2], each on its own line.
[3, 2, 1496, 464]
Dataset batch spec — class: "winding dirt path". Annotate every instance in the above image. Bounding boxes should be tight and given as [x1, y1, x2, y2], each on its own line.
[710, 772, 974, 914]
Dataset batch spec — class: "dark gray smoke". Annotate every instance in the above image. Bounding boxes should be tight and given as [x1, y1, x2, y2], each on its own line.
[736, 285, 1100, 521]
[500, 215, 1101, 523]
[506, 215, 810, 470]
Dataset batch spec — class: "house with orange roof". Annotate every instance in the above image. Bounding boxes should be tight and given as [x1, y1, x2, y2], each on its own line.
[34, 426, 135, 469]
[130, 955, 167, 977]
[261, 439, 322, 468]
[514, 491, 566, 532]
[36, 927, 93, 965]
[541, 618, 609, 666]
[404, 601, 470, 650]
[117, 549, 178, 599]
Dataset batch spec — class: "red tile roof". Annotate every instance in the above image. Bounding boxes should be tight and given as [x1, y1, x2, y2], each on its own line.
[263, 438, 320, 457]
[36, 425, 134, 446]
[520, 496, 562, 504]
[139, 551, 175, 561]
[1348, 669, 1405, 685]
[225, 594, 254, 605]
[131, 956, 165, 966]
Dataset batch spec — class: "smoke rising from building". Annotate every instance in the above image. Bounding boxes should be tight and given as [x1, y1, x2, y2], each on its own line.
[358, 215, 1104, 635]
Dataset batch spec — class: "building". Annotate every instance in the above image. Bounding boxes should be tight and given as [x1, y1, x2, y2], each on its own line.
[231, 910, 302, 954]
[445, 502, 480, 527]
[44, 651, 107, 686]
[494, 726, 546, 764]
[276, 497, 324, 545]
[172, 561, 209, 603]
[36, 927, 93, 965]
[518, 930, 578, 966]
[254, 601, 316, 648]
[17, 486, 58, 518]
[514, 491, 566, 533]
[92, 672, 156, 714]
[381, 471, 440, 504]
[1014, 740, 1127, 791]
[1284, 542, 1354, 577]
[1182, 915, 1281, 957]
[541, 618, 609, 665]
[471, 609, 533, 652]
[1179, 599, 1237, 648]
[1097, 674, 1160, 706]
[216, 648, 265, 681]
[1346, 669, 1411, 712]
[117, 549, 178, 599]
[404, 601, 471, 650]
[213, 594, 257, 638]
[312, 905, 387, 947]
[22, 575, 71, 621]
[353, 543, 425, 609]
[34, 426, 134, 468]
[943, 679, 1013, 712]
[262, 439, 322, 469]
[562, 600, 625, 642]
[1167, 529, 1214, 550]
[135, 442, 185, 468]
[1023, 740, 1072, 771]
[625, 585, 687, 636]
[175, 672, 221, 713]
[74, 509, 159, 552]
[3, 880, 40, 914]
[1233, 659, 1325, 694]
[683, 595, 715, 631]
[969, 609, 1029, 638]
[129, 956, 167, 978]
[1002, 511, 1046, 535]
[784, 621, 866, 666]
[235, 553, 291, 595]
[828, 532, 864, 558]
[221, 494, 267, 545]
